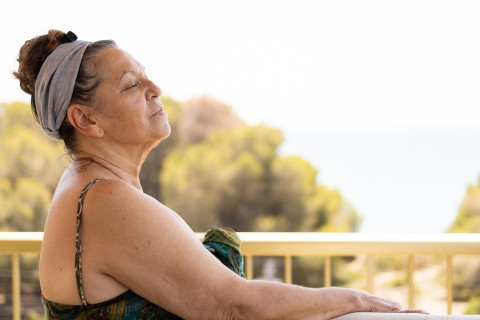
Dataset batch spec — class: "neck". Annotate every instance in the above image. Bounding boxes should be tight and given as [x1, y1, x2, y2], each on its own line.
[71, 140, 154, 190]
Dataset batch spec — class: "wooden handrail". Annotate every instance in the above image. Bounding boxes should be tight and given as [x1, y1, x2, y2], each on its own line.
[2, 232, 480, 318]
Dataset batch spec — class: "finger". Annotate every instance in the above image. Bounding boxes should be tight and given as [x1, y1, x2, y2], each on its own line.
[394, 309, 429, 313]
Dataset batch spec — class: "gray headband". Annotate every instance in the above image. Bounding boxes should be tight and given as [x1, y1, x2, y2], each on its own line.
[35, 40, 91, 139]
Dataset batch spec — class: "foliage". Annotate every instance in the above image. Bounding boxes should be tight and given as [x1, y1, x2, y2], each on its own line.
[292, 256, 351, 288]
[1, 97, 360, 235]
[141, 96, 244, 198]
[161, 122, 361, 233]
[0, 102, 64, 231]
[448, 179, 480, 310]
[0, 178, 51, 231]
[450, 178, 480, 233]
[1, 96, 363, 292]
[139, 96, 183, 198]
[161, 125, 282, 231]
[466, 296, 480, 314]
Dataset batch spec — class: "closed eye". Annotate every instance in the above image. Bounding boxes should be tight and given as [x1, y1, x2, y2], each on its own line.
[126, 82, 138, 90]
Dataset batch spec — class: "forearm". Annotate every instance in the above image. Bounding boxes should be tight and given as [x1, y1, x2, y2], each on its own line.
[229, 280, 369, 320]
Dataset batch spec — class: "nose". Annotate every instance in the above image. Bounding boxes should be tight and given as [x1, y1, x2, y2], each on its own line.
[147, 79, 162, 100]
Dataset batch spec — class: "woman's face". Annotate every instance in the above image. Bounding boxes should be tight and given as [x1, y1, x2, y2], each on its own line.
[92, 47, 170, 147]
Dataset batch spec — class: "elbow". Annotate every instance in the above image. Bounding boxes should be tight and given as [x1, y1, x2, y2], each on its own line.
[192, 276, 258, 320]
[213, 279, 257, 320]
[218, 304, 252, 320]
[218, 306, 241, 320]
[183, 300, 248, 320]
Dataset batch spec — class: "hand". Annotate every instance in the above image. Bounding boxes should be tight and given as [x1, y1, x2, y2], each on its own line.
[358, 291, 402, 312]
[395, 309, 429, 314]
[357, 290, 428, 314]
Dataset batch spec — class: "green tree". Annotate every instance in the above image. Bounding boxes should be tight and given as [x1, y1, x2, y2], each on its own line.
[140, 95, 244, 198]
[310, 186, 360, 232]
[263, 156, 317, 231]
[1, 178, 51, 231]
[0, 102, 63, 231]
[257, 156, 360, 232]
[449, 178, 480, 313]
[0, 102, 64, 189]
[160, 122, 361, 234]
[450, 178, 480, 233]
[140, 96, 183, 198]
[161, 125, 283, 231]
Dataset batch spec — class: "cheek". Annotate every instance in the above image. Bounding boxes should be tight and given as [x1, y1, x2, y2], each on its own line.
[92, 93, 118, 119]
[99, 96, 131, 120]
[91, 86, 107, 109]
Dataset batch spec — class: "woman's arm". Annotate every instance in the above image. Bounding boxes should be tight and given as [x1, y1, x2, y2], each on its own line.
[223, 281, 402, 320]
[82, 179, 404, 320]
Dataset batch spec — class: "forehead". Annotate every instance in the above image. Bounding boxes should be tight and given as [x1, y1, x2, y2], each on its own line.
[97, 47, 143, 79]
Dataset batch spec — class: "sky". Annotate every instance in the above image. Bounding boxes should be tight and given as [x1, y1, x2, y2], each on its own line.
[1, 0, 480, 233]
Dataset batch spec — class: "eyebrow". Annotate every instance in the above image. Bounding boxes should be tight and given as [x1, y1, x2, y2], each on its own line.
[118, 66, 146, 83]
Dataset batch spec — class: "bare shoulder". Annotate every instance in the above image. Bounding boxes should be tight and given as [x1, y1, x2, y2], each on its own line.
[81, 178, 187, 226]
[79, 178, 243, 318]
[80, 178, 192, 242]
[79, 178, 200, 270]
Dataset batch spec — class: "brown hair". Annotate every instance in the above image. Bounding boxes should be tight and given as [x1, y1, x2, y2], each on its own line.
[13, 30, 117, 155]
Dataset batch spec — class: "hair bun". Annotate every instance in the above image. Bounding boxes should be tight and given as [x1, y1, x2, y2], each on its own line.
[14, 30, 66, 96]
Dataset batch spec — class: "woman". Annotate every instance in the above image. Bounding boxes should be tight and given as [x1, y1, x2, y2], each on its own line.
[15, 30, 420, 319]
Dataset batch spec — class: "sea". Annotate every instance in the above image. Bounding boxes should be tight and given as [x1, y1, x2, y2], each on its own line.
[279, 127, 480, 233]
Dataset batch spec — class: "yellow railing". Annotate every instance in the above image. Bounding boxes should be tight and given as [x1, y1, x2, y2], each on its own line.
[2, 232, 480, 319]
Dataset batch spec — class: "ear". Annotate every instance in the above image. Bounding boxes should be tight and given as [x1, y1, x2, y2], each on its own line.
[67, 104, 104, 138]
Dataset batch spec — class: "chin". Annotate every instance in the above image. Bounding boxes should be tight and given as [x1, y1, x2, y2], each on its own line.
[156, 123, 172, 141]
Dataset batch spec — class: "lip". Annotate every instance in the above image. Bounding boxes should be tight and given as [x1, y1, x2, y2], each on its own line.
[152, 108, 166, 117]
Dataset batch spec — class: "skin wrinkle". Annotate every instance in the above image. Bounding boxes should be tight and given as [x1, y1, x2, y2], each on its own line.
[220, 305, 240, 320]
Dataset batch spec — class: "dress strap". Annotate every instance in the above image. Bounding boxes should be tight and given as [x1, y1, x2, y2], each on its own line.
[75, 178, 106, 306]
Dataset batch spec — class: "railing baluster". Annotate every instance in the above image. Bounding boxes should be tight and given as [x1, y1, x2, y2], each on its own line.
[245, 254, 253, 280]
[324, 256, 331, 287]
[366, 255, 375, 293]
[12, 253, 21, 320]
[408, 255, 415, 309]
[284, 255, 292, 284]
[2, 232, 480, 315]
[446, 255, 453, 315]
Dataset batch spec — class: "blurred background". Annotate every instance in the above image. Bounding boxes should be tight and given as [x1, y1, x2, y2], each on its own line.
[1, 0, 480, 316]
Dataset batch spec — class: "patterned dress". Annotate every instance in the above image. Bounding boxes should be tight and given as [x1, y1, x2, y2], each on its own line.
[42, 178, 245, 319]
